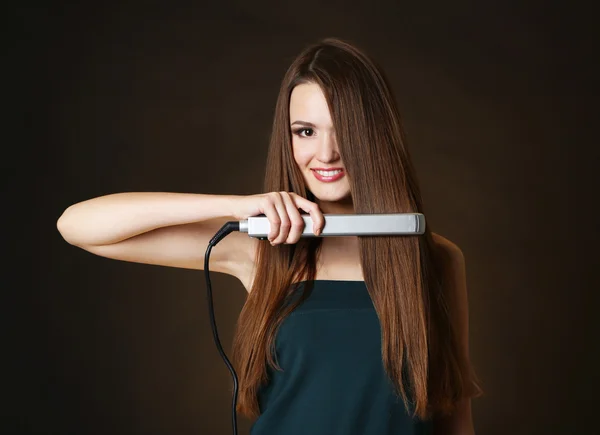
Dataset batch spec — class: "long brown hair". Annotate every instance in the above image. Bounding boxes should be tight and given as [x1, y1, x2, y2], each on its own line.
[231, 37, 482, 421]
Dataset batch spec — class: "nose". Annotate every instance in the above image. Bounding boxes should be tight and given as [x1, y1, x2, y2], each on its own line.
[316, 132, 340, 163]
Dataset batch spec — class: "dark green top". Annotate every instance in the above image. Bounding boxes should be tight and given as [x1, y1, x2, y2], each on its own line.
[250, 280, 432, 435]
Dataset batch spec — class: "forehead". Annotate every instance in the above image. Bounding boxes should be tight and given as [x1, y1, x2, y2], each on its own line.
[289, 83, 332, 125]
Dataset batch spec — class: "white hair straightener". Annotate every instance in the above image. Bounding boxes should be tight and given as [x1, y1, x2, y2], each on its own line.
[238, 213, 426, 238]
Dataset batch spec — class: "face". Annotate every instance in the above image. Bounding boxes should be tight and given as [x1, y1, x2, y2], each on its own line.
[289, 83, 353, 212]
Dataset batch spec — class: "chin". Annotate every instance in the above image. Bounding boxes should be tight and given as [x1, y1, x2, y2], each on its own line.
[309, 188, 352, 203]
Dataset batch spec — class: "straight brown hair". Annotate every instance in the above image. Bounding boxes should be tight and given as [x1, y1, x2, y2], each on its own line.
[231, 37, 482, 421]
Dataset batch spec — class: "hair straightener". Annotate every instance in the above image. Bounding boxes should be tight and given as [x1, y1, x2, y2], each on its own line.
[239, 213, 425, 238]
[203, 213, 426, 435]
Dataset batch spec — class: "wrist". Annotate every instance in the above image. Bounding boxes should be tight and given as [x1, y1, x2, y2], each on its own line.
[222, 194, 244, 220]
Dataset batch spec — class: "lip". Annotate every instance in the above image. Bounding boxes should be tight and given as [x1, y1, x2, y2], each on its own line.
[311, 168, 345, 182]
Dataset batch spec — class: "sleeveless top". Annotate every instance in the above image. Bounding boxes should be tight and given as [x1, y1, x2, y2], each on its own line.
[249, 280, 433, 435]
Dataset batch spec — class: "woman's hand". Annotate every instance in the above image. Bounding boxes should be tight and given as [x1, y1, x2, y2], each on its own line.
[232, 192, 324, 244]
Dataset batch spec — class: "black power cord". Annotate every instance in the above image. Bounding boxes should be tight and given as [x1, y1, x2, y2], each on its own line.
[204, 221, 241, 435]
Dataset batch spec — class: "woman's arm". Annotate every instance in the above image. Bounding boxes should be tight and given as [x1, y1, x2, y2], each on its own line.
[57, 192, 238, 246]
[431, 235, 476, 435]
[56, 192, 255, 278]
[56, 191, 324, 287]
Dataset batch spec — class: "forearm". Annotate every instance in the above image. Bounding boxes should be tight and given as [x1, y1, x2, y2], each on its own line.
[56, 192, 237, 246]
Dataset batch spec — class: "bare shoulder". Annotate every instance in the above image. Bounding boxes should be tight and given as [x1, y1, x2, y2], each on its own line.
[430, 231, 469, 322]
[430, 231, 467, 296]
[431, 232, 464, 264]
[431, 232, 462, 255]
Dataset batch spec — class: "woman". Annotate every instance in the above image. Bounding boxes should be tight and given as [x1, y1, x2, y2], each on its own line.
[57, 38, 482, 434]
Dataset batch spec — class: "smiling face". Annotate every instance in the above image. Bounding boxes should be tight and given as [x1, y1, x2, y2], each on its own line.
[289, 82, 353, 213]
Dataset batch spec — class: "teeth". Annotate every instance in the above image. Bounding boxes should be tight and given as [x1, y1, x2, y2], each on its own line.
[315, 170, 342, 176]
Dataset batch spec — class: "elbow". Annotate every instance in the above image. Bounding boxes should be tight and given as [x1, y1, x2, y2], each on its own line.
[56, 207, 80, 246]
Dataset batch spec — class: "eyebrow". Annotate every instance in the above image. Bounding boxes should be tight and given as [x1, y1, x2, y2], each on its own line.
[290, 120, 317, 127]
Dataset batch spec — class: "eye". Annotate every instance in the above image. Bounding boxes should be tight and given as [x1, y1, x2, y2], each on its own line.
[292, 127, 315, 138]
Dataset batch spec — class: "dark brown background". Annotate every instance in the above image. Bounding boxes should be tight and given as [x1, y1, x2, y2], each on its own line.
[6, 1, 598, 434]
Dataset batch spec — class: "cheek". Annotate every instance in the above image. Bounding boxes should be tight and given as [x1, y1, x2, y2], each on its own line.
[292, 146, 312, 168]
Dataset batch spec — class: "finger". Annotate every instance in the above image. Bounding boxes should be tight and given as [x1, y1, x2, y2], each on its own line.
[280, 192, 305, 244]
[271, 193, 291, 245]
[311, 204, 325, 236]
[262, 197, 281, 242]
[292, 194, 324, 236]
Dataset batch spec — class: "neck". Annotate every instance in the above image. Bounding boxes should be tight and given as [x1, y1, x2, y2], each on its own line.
[317, 233, 362, 279]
